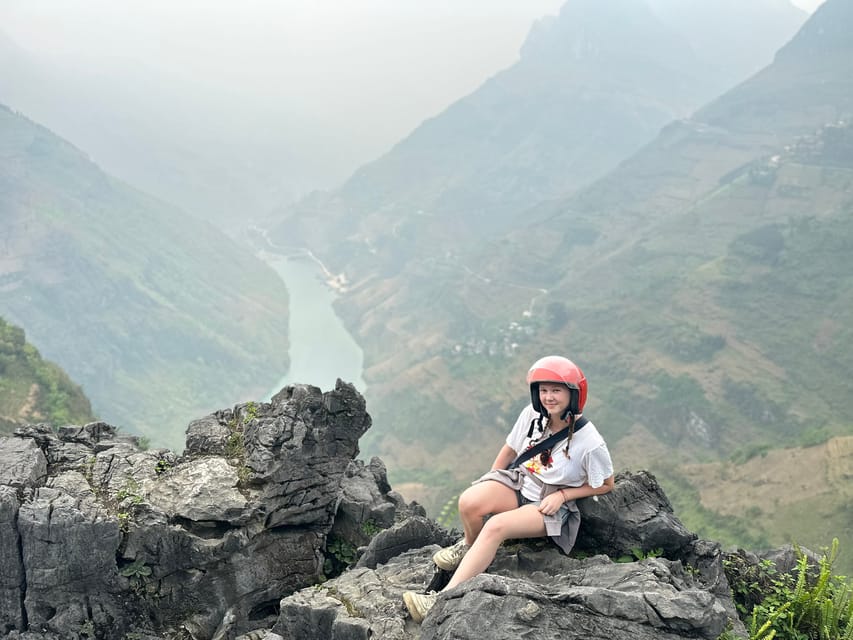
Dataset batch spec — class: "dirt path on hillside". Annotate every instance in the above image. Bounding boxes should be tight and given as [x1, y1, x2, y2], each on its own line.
[17, 383, 42, 421]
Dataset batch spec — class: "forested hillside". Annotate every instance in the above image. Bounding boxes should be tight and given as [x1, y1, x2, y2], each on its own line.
[0, 105, 290, 451]
[0, 317, 95, 434]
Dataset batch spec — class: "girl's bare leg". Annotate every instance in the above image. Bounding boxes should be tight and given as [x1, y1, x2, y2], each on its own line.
[444, 503, 547, 590]
[457, 481, 518, 545]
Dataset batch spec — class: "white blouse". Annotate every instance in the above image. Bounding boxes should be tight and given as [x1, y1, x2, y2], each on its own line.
[506, 404, 614, 501]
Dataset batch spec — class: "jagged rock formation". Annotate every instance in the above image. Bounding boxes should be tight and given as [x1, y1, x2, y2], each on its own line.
[2, 382, 757, 639]
[272, 471, 741, 640]
[0, 382, 383, 639]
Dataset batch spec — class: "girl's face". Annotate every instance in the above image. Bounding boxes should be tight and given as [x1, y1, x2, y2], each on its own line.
[538, 383, 571, 418]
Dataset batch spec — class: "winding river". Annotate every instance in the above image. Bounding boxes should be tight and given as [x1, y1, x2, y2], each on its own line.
[259, 251, 366, 399]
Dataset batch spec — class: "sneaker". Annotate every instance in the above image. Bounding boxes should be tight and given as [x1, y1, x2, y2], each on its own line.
[403, 591, 438, 623]
[432, 538, 470, 571]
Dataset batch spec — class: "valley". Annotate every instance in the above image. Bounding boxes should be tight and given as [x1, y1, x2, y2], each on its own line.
[1, 0, 849, 581]
[267, 0, 853, 572]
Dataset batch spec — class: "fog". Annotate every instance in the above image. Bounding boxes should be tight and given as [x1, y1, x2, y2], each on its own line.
[0, 1, 570, 202]
[790, 0, 824, 10]
[0, 0, 826, 220]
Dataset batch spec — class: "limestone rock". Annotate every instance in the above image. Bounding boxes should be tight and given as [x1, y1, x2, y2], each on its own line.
[0, 380, 786, 640]
[0, 381, 376, 639]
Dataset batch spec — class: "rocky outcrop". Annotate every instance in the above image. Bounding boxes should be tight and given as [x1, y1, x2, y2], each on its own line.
[0, 381, 384, 639]
[275, 550, 729, 640]
[0, 380, 763, 639]
[272, 470, 742, 640]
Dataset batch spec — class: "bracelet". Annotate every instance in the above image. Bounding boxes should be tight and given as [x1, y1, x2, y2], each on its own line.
[560, 488, 569, 502]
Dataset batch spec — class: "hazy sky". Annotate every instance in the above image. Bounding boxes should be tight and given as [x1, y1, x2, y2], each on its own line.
[0, 0, 827, 142]
[0, 1, 571, 175]
[791, 0, 825, 10]
[0, 0, 827, 201]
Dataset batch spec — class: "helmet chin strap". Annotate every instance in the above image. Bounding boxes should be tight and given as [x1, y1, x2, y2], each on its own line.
[559, 389, 579, 421]
[527, 383, 579, 434]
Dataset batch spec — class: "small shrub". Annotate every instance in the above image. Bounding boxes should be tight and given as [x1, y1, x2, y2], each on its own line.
[615, 547, 664, 563]
[360, 519, 381, 537]
[243, 401, 259, 423]
[225, 431, 244, 459]
[725, 539, 853, 640]
[116, 477, 143, 504]
[324, 536, 358, 578]
[155, 458, 172, 475]
[120, 558, 154, 598]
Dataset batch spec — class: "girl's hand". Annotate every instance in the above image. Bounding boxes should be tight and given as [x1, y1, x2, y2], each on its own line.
[537, 493, 565, 516]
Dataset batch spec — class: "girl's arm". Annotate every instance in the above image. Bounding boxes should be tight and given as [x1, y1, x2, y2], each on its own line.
[559, 474, 615, 502]
[490, 444, 518, 471]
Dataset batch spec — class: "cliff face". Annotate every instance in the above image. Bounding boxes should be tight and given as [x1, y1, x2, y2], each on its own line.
[1, 382, 746, 640]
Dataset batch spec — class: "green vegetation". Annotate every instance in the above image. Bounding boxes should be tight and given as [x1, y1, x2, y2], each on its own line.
[119, 557, 157, 600]
[323, 536, 359, 578]
[0, 316, 96, 433]
[729, 224, 786, 265]
[154, 458, 173, 475]
[615, 547, 664, 563]
[225, 430, 245, 460]
[360, 519, 381, 538]
[116, 477, 144, 505]
[436, 494, 460, 530]
[223, 403, 259, 486]
[722, 540, 853, 640]
[112, 476, 145, 532]
[652, 321, 727, 363]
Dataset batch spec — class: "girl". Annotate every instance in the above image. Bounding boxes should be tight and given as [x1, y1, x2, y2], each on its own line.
[403, 355, 615, 623]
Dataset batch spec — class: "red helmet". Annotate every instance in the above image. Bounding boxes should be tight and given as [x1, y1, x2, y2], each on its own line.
[527, 355, 587, 418]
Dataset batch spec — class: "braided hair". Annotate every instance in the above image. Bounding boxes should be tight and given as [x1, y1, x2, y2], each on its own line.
[526, 408, 578, 459]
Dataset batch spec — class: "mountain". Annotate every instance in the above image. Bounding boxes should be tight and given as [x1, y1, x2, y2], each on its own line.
[268, 0, 852, 559]
[267, 0, 806, 271]
[495, 0, 853, 431]
[0, 104, 289, 451]
[263, 0, 816, 462]
[0, 316, 96, 433]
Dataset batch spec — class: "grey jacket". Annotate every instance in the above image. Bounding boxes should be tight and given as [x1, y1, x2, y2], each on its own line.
[474, 467, 581, 555]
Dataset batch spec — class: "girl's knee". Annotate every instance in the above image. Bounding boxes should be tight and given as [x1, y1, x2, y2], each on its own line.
[457, 488, 481, 516]
[458, 482, 516, 519]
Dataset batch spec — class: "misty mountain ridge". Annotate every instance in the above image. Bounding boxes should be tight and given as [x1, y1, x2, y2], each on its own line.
[775, 0, 852, 59]
[268, 0, 806, 275]
[0, 0, 807, 235]
[0, 103, 290, 451]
